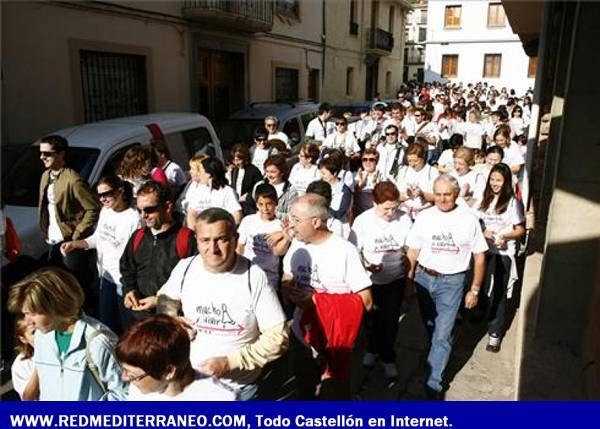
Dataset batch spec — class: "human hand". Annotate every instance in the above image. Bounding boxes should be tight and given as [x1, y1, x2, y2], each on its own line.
[60, 242, 76, 256]
[123, 291, 139, 309]
[464, 291, 479, 309]
[135, 296, 158, 311]
[198, 357, 230, 378]
[282, 279, 314, 309]
[177, 317, 197, 341]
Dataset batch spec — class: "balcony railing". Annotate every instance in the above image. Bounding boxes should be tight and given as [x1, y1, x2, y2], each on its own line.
[182, 0, 273, 33]
[368, 28, 394, 54]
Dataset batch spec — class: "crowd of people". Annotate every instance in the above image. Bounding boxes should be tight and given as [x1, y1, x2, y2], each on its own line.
[4, 80, 531, 401]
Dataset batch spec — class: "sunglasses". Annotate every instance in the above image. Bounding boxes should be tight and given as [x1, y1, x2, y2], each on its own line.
[97, 189, 116, 199]
[385, 132, 397, 136]
[414, 114, 422, 117]
[335, 122, 346, 126]
[265, 123, 277, 127]
[137, 204, 162, 215]
[362, 157, 377, 162]
[255, 137, 267, 142]
[40, 151, 56, 157]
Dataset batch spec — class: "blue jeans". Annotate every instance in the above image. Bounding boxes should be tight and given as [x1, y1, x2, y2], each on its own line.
[415, 267, 466, 392]
[98, 276, 134, 335]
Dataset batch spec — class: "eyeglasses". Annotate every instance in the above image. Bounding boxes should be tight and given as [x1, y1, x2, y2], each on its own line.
[288, 215, 316, 224]
[385, 132, 397, 136]
[98, 189, 116, 199]
[137, 204, 162, 215]
[121, 367, 149, 383]
[362, 157, 377, 162]
[40, 151, 56, 157]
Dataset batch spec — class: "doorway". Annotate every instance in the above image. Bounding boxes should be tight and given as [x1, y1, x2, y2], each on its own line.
[197, 49, 244, 121]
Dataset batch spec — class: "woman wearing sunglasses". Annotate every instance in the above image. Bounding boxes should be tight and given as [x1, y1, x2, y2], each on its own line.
[354, 148, 382, 216]
[61, 175, 141, 334]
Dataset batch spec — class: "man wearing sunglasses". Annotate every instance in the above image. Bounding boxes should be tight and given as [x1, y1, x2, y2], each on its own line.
[38, 135, 100, 306]
[264, 116, 291, 150]
[120, 181, 196, 323]
[376, 125, 407, 181]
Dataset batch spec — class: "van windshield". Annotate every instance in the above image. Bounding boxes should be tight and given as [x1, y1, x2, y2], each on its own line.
[2, 146, 100, 207]
[216, 119, 262, 151]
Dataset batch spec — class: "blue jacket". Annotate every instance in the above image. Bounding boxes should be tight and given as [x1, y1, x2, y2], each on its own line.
[34, 315, 127, 401]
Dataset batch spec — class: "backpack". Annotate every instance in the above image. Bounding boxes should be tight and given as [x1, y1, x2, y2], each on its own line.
[131, 227, 193, 259]
[85, 329, 114, 394]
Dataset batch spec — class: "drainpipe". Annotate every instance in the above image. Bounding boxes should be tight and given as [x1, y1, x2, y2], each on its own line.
[321, 0, 326, 101]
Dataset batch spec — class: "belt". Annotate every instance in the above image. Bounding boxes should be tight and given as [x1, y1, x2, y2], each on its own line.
[418, 264, 442, 277]
[417, 264, 466, 278]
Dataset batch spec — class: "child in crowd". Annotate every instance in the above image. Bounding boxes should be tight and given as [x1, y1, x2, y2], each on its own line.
[237, 183, 286, 290]
[11, 318, 38, 400]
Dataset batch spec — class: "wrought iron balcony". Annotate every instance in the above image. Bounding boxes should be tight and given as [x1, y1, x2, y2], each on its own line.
[182, 0, 273, 33]
[367, 28, 394, 55]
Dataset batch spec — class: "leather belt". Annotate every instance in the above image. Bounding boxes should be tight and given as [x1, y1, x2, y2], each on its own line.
[418, 264, 442, 277]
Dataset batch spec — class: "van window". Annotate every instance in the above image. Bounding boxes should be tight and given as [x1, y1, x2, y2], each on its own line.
[163, 132, 189, 170]
[283, 118, 302, 146]
[301, 112, 317, 131]
[100, 143, 141, 178]
[182, 127, 215, 158]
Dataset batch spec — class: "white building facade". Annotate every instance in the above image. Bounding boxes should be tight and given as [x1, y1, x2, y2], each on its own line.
[404, 0, 428, 83]
[424, 0, 535, 94]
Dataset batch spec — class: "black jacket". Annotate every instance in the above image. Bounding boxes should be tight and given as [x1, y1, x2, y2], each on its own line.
[119, 218, 196, 311]
[230, 163, 264, 214]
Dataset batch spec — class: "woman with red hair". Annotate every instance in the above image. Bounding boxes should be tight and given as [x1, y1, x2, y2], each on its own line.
[117, 315, 236, 401]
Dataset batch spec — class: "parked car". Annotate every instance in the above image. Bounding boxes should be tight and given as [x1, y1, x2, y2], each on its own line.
[2, 112, 223, 261]
[332, 101, 374, 120]
[216, 101, 320, 162]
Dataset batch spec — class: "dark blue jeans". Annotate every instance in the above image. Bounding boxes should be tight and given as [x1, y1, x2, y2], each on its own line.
[365, 278, 405, 363]
[47, 243, 97, 313]
[482, 254, 512, 337]
[415, 267, 466, 393]
[98, 276, 134, 335]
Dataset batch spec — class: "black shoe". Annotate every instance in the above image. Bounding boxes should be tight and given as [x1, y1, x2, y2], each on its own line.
[486, 334, 502, 353]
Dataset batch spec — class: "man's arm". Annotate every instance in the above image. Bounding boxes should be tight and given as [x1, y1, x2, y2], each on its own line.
[199, 322, 289, 377]
[72, 178, 101, 240]
[465, 252, 486, 309]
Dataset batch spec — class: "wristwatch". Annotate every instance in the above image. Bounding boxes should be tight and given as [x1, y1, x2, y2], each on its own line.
[469, 288, 480, 296]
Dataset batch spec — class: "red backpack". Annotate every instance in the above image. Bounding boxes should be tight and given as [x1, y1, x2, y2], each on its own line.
[131, 227, 193, 258]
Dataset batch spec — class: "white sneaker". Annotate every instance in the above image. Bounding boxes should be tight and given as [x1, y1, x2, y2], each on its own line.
[362, 352, 377, 368]
[382, 362, 398, 379]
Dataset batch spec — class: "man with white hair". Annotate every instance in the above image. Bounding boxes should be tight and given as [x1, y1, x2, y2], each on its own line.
[406, 174, 488, 399]
[282, 194, 372, 399]
[264, 116, 291, 149]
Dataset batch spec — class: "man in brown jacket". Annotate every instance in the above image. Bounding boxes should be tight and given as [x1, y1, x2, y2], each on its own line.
[38, 135, 100, 306]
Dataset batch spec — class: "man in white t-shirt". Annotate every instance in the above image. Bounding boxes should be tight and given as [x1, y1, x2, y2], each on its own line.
[282, 194, 372, 399]
[264, 116, 291, 150]
[156, 208, 288, 400]
[305, 103, 333, 144]
[406, 174, 488, 399]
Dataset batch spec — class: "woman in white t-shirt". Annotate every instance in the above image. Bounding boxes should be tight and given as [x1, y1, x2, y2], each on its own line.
[451, 147, 486, 209]
[494, 125, 525, 177]
[250, 154, 298, 221]
[509, 106, 525, 137]
[477, 163, 525, 353]
[178, 156, 242, 227]
[460, 109, 485, 150]
[320, 154, 352, 231]
[61, 175, 141, 334]
[117, 315, 236, 401]
[288, 143, 321, 196]
[397, 142, 439, 220]
[351, 182, 412, 380]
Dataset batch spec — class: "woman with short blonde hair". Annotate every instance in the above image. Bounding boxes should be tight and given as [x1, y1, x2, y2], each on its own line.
[8, 267, 126, 401]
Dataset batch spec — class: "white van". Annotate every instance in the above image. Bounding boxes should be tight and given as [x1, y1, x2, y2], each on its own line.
[2, 112, 223, 260]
